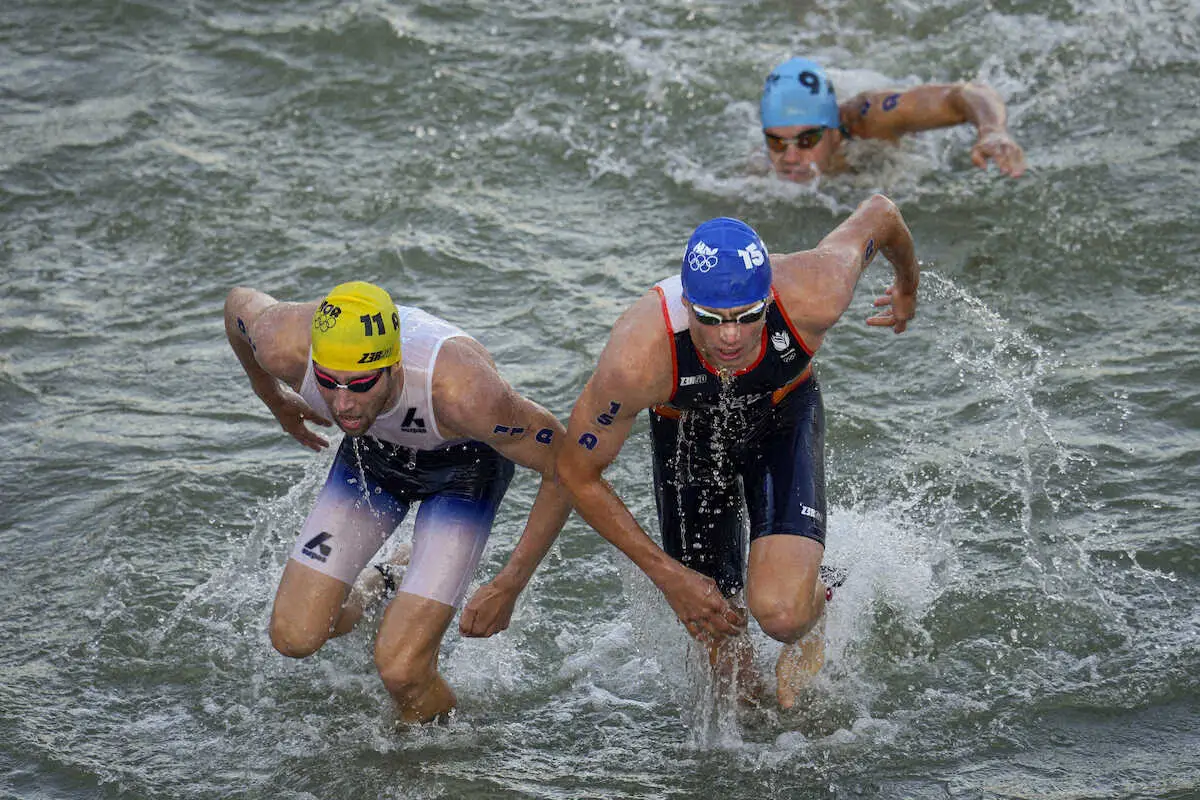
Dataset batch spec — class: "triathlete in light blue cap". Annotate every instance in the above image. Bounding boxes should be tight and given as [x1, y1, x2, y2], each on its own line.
[558, 195, 923, 711]
[760, 57, 841, 131]
[759, 56, 1026, 182]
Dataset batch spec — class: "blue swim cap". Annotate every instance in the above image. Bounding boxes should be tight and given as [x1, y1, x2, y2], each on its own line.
[760, 57, 840, 130]
[680, 218, 772, 309]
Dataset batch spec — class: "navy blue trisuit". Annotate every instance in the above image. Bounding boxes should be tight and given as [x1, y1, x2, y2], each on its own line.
[648, 276, 827, 597]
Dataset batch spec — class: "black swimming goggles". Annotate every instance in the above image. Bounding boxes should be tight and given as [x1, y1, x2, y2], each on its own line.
[312, 364, 387, 393]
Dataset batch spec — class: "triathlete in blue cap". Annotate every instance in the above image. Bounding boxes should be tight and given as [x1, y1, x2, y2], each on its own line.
[557, 195, 920, 709]
[760, 56, 1025, 182]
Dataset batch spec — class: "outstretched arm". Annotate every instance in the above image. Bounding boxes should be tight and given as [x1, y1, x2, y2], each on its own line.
[775, 194, 920, 340]
[434, 341, 574, 638]
[223, 287, 331, 451]
[841, 83, 1026, 177]
[556, 299, 747, 644]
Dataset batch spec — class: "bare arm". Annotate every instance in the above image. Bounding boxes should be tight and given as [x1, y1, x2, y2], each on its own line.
[434, 340, 574, 637]
[774, 194, 920, 341]
[223, 287, 331, 451]
[556, 296, 746, 643]
[840, 83, 1026, 177]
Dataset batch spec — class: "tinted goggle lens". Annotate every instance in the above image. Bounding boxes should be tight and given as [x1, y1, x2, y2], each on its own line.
[765, 128, 825, 153]
[313, 365, 386, 393]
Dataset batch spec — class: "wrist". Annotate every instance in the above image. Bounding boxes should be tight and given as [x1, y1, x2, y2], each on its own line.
[251, 374, 285, 401]
[646, 554, 686, 591]
[492, 564, 531, 592]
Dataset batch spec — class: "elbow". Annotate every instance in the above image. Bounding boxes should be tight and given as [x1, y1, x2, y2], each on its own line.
[863, 194, 907, 237]
[864, 193, 899, 216]
[224, 286, 254, 318]
[555, 454, 582, 498]
[944, 83, 977, 122]
[223, 287, 258, 341]
[554, 450, 592, 504]
[962, 80, 999, 100]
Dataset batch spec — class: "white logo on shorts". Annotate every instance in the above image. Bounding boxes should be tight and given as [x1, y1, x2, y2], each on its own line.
[687, 241, 719, 273]
[800, 505, 824, 523]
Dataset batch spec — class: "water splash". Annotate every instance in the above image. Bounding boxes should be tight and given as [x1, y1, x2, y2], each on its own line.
[918, 270, 1100, 596]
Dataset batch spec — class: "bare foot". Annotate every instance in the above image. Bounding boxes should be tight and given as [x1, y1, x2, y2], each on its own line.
[359, 542, 412, 602]
[333, 543, 413, 635]
[775, 622, 825, 710]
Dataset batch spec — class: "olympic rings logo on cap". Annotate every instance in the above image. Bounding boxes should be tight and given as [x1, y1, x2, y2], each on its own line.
[314, 300, 342, 333]
[687, 241, 719, 273]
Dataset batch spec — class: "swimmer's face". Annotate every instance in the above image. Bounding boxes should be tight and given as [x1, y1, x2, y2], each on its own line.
[312, 362, 400, 436]
[764, 125, 837, 182]
[687, 299, 770, 373]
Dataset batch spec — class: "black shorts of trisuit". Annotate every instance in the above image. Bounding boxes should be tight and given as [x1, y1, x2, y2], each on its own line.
[649, 376, 826, 596]
[343, 436, 515, 505]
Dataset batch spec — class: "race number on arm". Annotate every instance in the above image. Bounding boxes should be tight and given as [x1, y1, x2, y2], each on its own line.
[432, 339, 573, 638]
[840, 83, 1025, 177]
[557, 295, 746, 644]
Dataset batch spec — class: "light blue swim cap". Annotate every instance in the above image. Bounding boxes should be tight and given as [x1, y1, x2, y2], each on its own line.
[680, 218, 772, 309]
[760, 57, 840, 130]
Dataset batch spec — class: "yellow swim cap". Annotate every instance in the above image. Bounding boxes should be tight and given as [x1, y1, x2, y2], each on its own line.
[311, 281, 401, 371]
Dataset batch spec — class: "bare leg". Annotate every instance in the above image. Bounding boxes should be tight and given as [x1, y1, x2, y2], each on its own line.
[700, 605, 768, 706]
[775, 583, 828, 710]
[269, 560, 355, 658]
[745, 535, 827, 709]
[374, 591, 458, 724]
[709, 635, 770, 707]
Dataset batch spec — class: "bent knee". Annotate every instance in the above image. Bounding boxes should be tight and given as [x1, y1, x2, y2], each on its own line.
[375, 653, 436, 702]
[269, 614, 331, 659]
[751, 595, 823, 644]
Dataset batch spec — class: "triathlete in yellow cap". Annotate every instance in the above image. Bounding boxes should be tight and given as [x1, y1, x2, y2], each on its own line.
[310, 281, 402, 372]
[224, 280, 572, 724]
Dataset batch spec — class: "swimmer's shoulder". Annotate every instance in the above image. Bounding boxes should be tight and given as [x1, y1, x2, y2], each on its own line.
[253, 300, 318, 378]
[590, 290, 677, 408]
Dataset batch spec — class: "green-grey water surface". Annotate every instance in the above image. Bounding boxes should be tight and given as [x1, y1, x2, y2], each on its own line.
[2, 0, 1198, 798]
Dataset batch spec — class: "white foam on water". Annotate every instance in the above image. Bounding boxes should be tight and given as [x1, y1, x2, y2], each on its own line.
[544, 489, 943, 760]
[145, 444, 336, 654]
